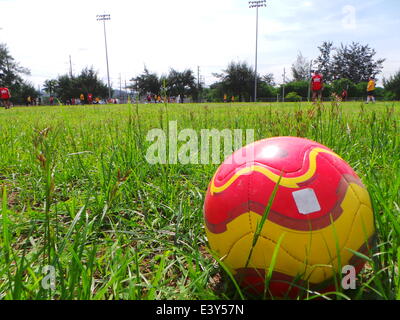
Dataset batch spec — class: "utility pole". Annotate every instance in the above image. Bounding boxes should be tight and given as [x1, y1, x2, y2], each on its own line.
[97, 14, 112, 100]
[38, 85, 41, 105]
[125, 79, 128, 103]
[282, 68, 287, 102]
[119, 73, 122, 103]
[307, 60, 313, 102]
[197, 66, 200, 89]
[197, 66, 201, 103]
[249, 0, 267, 103]
[69, 55, 73, 78]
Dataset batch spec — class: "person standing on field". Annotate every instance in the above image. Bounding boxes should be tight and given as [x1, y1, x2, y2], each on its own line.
[0, 87, 11, 109]
[341, 89, 348, 102]
[80, 93, 85, 105]
[366, 77, 376, 104]
[311, 71, 324, 103]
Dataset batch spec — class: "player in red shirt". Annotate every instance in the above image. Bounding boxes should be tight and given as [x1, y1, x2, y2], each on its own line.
[88, 93, 93, 104]
[0, 87, 12, 109]
[341, 89, 348, 102]
[311, 71, 324, 103]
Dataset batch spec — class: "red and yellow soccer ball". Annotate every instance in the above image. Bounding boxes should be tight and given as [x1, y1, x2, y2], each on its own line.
[204, 137, 375, 297]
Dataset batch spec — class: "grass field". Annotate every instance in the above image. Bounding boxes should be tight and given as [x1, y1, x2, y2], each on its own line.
[0, 101, 399, 300]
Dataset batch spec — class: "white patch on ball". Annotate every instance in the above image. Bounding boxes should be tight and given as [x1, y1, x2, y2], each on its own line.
[292, 188, 321, 215]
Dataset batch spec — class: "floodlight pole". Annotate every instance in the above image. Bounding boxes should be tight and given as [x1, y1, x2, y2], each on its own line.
[97, 14, 112, 100]
[249, 0, 267, 103]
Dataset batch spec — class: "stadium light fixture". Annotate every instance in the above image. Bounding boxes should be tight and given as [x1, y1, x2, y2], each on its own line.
[97, 14, 112, 100]
[249, 1, 267, 103]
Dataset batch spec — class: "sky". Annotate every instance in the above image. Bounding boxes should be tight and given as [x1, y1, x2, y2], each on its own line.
[1, 0, 399, 89]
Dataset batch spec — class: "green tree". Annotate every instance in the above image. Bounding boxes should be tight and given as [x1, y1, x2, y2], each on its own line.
[315, 41, 334, 82]
[0, 43, 34, 104]
[0, 43, 30, 86]
[262, 73, 276, 87]
[258, 83, 278, 101]
[53, 75, 75, 103]
[281, 81, 309, 99]
[76, 67, 108, 98]
[213, 61, 258, 102]
[18, 82, 38, 104]
[43, 79, 58, 96]
[331, 78, 357, 96]
[166, 68, 199, 101]
[131, 67, 161, 97]
[285, 92, 302, 102]
[315, 42, 385, 83]
[281, 80, 333, 100]
[49, 67, 108, 103]
[331, 42, 385, 82]
[291, 52, 311, 81]
[355, 82, 369, 98]
[322, 83, 332, 98]
[204, 83, 224, 102]
[384, 70, 400, 100]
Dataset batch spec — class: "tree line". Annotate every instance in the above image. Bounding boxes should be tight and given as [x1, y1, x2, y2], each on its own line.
[128, 41, 399, 102]
[129, 67, 201, 101]
[1, 41, 400, 105]
[0, 44, 37, 105]
[1, 43, 110, 105]
[43, 68, 109, 104]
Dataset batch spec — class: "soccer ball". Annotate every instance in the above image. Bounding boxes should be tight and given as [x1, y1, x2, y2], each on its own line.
[204, 137, 375, 297]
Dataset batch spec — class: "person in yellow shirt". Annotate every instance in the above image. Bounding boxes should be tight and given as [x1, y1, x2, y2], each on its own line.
[366, 77, 376, 104]
[80, 93, 85, 105]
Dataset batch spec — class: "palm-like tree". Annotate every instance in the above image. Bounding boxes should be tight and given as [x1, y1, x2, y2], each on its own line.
[43, 79, 58, 96]
[214, 61, 258, 102]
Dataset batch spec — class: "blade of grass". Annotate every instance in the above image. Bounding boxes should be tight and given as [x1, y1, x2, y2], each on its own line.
[264, 232, 286, 299]
[245, 171, 283, 269]
[146, 250, 171, 300]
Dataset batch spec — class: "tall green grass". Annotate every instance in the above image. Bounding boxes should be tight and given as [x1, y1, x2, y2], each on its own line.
[0, 101, 399, 300]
